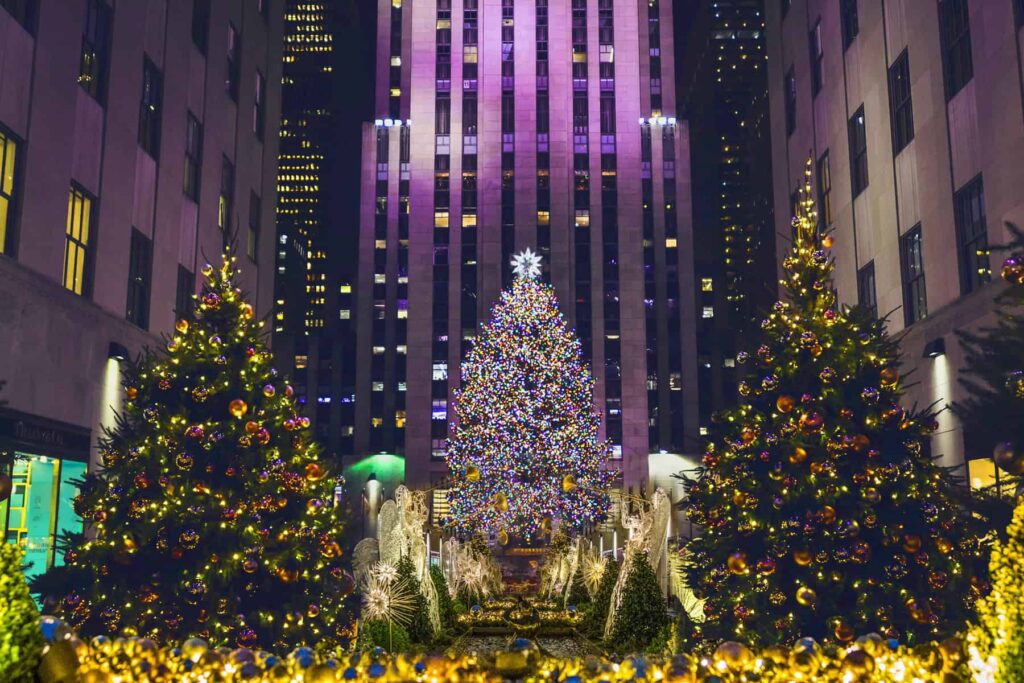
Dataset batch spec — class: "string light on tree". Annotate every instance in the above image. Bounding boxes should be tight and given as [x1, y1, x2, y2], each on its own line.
[445, 251, 614, 541]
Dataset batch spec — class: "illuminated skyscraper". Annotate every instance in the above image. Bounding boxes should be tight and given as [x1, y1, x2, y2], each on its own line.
[353, 0, 699, 490]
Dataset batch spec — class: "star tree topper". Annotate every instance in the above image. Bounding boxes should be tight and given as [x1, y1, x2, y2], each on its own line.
[511, 248, 543, 280]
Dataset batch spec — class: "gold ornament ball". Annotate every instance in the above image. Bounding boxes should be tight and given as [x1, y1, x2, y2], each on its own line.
[241, 303, 255, 319]
[727, 551, 749, 575]
[493, 492, 509, 512]
[305, 462, 326, 481]
[175, 319, 189, 333]
[229, 399, 248, 418]
[833, 620, 855, 642]
[776, 395, 796, 413]
[789, 447, 809, 464]
[562, 474, 577, 492]
[498, 530, 509, 546]
[880, 366, 900, 385]
[201, 263, 214, 276]
[714, 641, 753, 670]
[822, 234, 835, 248]
[793, 549, 813, 566]
[796, 585, 817, 607]
[841, 649, 875, 676]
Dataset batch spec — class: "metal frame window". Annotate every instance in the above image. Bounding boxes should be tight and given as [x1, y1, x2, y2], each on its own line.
[78, 0, 111, 102]
[184, 112, 203, 201]
[939, 0, 972, 100]
[191, 0, 210, 53]
[816, 149, 832, 227]
[126, 228, 152, 328]
[857, 261, 877, 319]
[138, 56, 163, 159]
[247, 191, 260, 261]
[784, 66, 796, 135]
[253, 70, 265, 140]
[888, 49, 914, 154]
[900, 225, 927, 325]
[0, 126, 19, 255]
[840, 0, 858, 49]
[226, 24, 240, 102]
[219, 156, 234, 232]
[848, 106, 868, 197]
[176, 265, 195, 319]
[0, 0, 35, 32]
[809, 20, 824, 96]
[63, 185, 95, 297]
[953, 174, 990, 294]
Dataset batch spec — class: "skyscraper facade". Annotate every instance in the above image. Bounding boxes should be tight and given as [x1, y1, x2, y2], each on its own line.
[0, 0, 282, 576]
[354, 0, 699, 491]
[766, 0, 1024, 480]
[677, 0, 776, 434]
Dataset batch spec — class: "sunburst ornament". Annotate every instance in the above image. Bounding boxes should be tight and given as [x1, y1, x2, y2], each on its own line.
[511, 248, 543, 280]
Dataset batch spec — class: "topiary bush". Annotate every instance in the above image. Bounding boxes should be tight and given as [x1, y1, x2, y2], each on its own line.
[608, 552, 668, 653]
[430, 565, 456, 629]
[0, 544, 44, 681]
[396, 555, 433, 644]
[566, 565, 590, 608]
[358, 619, 410, 653]
[586, 558, 619, 637]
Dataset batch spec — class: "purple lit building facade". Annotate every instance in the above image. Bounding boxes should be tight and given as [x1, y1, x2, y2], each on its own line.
[352, 0, 700, 490]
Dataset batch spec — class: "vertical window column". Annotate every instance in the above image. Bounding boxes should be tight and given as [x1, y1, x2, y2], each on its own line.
[572, 0, 592, 359]
[536, 0, 551, 276]
[462, 0, 479, 338]
[500, 0, 516, 287]
[640, 127, 659, 447]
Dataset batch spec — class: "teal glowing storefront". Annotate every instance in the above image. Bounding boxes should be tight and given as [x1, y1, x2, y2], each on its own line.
[1, 409, 88, 581]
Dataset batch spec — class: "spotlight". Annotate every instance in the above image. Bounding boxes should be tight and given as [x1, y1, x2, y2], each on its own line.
[108, 342, 129, 362]
[922, 337, 946, 358]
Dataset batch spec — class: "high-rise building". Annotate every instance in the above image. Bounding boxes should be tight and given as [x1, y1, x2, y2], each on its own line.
[353, 0, 699, 491]
[0, 0, 282, 576]
[273, 1, 373, 459]
[766, 0, 1024, 481]
[677, 0, 776, 433]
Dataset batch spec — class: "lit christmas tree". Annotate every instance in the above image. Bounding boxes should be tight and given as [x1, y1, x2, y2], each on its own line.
[445, 249, 614, 542]
[682, 162, 988, 647]
[33, 251, 355, 650]
[954, 224, 1024, 496]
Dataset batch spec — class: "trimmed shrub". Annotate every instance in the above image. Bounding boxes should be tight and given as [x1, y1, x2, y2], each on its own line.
[608, 553, 669, 653]
[0, 544, 43, 681]
[358, 619, 410, 653]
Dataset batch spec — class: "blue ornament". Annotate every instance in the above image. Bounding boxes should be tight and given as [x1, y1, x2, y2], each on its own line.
[887, 638, 900, 650]
[343, 667, 359, 679]
[239, 662, 259, 679]
[368, 662, 386, 678]
[795, 637, 818, 653]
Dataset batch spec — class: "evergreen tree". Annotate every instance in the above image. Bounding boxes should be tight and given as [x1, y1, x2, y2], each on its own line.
[682, 162, 988, 647]
[588, 558, 620, 637]
[0, 544, 43, 681]
[32, 252, 353, 650]
[396, 556, 432, 644]
[608, 553, 668, 653]
[429, 565, 455, 629]
[567, 565, 590, 607]
[446, 250, 614, 541]
[954, 224, 1024, 498]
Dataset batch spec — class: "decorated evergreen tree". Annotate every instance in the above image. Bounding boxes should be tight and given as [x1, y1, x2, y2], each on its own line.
[0, 544, 43, 681]
[445, 249, 614, 541]
[566, 565, 589, 607]
[33, 251, 355, 650]
[587, 558, 620, 637]
[682, 162, 988, 647]
[395, 556, 432, 644]
[954, 224, 1024, 496]
[608, 553, 668, 653]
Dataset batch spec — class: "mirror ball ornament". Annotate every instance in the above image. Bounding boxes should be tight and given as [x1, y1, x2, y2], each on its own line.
[175, 319, 189, 333]
[1002, 255, 1024, 284]
[229, 399, 248, 418]
[727, 552, 749, 574]
[796, 586, 817, 607]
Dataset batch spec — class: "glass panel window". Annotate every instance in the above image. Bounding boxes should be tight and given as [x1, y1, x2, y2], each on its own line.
[78, 0, 112, 101]
[139, 57, 163, 159]
[126, 228, 152, 328]
[184, 112, 203, 201]
[247, 191, 260, 260]
[848, 106, 868, 197]
[809, 20, 823, 96]
[900, 224, 927, 325]
[63, 186, 94, 296]
[939, 0, 972, 100]
[953, 175, 990, 294]
[219, 156, 234, 232]
[857, 260, 877, 319]
[888, 49, 914, 154]
[176, 265, 195, 318]
[253, 71, 265, 140]
[816, 150, 832, 227]
[784, 66, 796, 135]
[191, 0, 210, 53]
[840, 0, 859, 49]
[226, 24, 240, 101]
[0, 127, 19, 255]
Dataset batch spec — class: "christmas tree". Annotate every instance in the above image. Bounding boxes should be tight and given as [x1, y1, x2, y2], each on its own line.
[682, 161, 988, 647]
[445, 249, 614, 541]
[954, 224, 1024, 497]
[33, 251, 355, 650]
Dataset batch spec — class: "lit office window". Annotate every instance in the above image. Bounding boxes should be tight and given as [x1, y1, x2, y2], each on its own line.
[63, 186, 94, 296]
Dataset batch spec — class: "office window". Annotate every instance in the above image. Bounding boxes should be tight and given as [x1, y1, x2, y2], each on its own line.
[816, 150, 832, 227]
[939, 0, 972, 99]
[247, 191, 260, 260]
[191, 0, 210, 53]
[848, 106, 868, 197]
[219, 156, 234, 232]
[0, 127, 19, 255]
[78, 0, 111, 101]
[126, 228, 152, 328]
[809, 20, 823, 96]
[857, 261, 877, 319]
[258, 0, 268, 20]
[176, 265, 195, 318]
[184, 112, 203, 201]
[0, 0, 35, 31]
[840, 0, 858, 49]
[138, 57, 163, 159]
[1017, 0, 1024, 27]
[63, 186, 94, 297]
[253, 71, 265, 140]
[226, 24, 240, 101]
[953, 175, 990, 294]
[900, 225, 927, 325]
[888, 49, 914, 154]
[784, 66, 796, 136]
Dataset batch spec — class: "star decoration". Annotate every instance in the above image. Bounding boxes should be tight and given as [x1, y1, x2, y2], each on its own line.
[511, 248, 543, 280]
